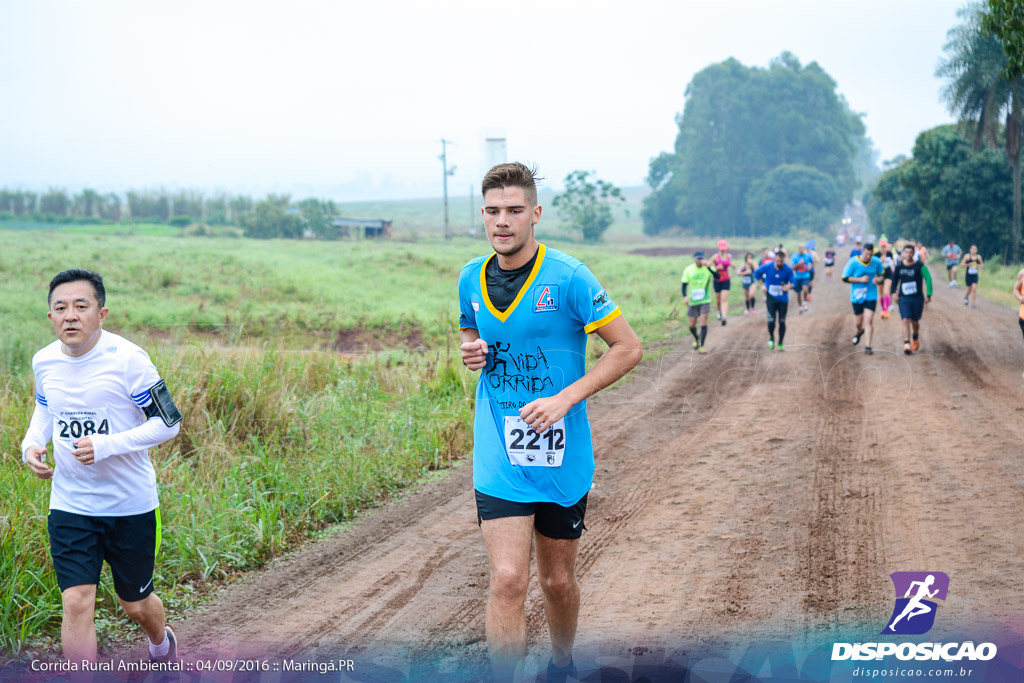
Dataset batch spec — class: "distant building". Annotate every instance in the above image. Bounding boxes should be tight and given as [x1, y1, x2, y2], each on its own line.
[331, 217, 393, 239]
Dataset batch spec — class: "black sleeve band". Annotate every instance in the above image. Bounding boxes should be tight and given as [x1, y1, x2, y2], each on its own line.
[681, 283, 688, 297]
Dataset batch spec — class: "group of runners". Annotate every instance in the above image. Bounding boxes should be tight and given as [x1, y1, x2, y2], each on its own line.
[942, 239, 987, 306]
[678, 233, 994, 357]
[681, 241, 821, 352]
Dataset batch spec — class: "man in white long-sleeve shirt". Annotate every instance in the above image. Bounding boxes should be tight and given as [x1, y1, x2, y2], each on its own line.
[21, 269, 182, 664]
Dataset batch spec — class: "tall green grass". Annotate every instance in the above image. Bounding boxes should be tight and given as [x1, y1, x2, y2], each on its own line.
[1, 343, 472, 658]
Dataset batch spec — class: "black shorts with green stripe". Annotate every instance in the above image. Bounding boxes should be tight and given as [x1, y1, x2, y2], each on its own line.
[48, 508, 160, 601]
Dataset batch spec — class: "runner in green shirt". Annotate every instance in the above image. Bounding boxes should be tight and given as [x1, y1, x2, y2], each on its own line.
[681, 251, 716, 354]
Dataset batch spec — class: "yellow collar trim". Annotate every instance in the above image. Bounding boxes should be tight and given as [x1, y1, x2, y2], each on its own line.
[480, 244, 546, 322]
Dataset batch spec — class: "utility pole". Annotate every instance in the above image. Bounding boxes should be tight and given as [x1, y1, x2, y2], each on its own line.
[469, 184, 475, 237]
[439, 138, 456, 240]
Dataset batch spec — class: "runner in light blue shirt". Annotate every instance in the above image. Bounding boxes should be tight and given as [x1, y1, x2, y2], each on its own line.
[458, 162, 642, 682]
[841, 243, 885, 355]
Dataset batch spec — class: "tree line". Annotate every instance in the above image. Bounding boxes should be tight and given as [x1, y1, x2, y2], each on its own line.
[0, 187, 344, 239]
[869, 1, 1024, 262]
[643, 52, 873, 238]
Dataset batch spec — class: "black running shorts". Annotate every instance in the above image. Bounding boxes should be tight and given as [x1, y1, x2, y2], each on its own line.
[852, 300, 877, 315]
[713, 279, 731, 292]
[898, 295, 924, 321]
[48, 509, 160, 601]
[475, 490, 588, 540]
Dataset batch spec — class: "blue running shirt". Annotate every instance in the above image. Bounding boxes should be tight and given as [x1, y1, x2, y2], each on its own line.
[753, 262, 795, 302]
[791, 253, 813, 280]
[458, 245, 621, 505]
[842, 256, 884, 303]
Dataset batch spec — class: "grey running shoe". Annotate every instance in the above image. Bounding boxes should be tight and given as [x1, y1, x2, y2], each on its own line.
[150, 625, 178, 663]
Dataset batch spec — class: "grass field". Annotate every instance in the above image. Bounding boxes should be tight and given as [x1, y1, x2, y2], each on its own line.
[0, 222, 877, 660]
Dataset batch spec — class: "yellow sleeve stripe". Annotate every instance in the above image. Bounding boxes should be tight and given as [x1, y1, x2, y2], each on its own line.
[459, 326, 477, 331]
[584, 307, 621, 334]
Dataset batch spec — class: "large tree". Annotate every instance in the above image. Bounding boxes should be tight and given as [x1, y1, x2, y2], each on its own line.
[868, 126, 1012, 258]
[643, 52, 868, 237]
[745, 164, 843, 236]
[938, 3, 1024, 261]
[985, 0, 1024, 79]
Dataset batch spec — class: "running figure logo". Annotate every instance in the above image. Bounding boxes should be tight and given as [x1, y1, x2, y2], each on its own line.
[882, 571, 949, 635]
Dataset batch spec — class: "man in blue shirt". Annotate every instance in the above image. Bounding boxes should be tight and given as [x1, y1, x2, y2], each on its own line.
[459, 163, 642, 682]
[941, 239, 963, 287]
[841, 243, 885, 355]
[754, 250, 795, 350]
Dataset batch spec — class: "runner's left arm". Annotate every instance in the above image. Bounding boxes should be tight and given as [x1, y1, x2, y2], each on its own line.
[519, 315, 642, 434]
[922, 264, 933, 298]
[75, 416, 180, 466]
[72, 349, 180, 465]
[518, 268, 642, 433]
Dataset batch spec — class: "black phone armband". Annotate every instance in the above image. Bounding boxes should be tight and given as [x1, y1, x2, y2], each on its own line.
[143, 380, 182, 427]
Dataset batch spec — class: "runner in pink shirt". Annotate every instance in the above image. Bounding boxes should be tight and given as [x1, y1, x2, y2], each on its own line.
[711, 240, 733, 325]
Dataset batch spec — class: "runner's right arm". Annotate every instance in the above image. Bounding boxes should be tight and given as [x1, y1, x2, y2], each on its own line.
[458, 267, 488, 371]
[841, 259, 857, 283]
[459, 328, 488, 371]
[21, 393, 54, 478]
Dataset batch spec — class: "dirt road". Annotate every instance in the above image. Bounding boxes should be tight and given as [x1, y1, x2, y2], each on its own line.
[166, 274, 1024, 679]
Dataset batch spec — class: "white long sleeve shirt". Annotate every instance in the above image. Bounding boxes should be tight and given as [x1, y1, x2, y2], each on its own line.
[21, 330, 179, 516]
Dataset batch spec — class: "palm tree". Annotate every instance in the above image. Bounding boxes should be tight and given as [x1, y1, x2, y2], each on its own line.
[937, 3, 1024, 262]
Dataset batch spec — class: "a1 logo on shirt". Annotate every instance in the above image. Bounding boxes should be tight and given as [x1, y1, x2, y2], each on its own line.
[533, 285, 558, 313]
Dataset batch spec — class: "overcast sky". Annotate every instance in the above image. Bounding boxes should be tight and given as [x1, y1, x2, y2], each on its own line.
[1, 0, 966, 201]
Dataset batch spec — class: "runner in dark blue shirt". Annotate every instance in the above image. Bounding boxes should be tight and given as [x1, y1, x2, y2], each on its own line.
[753, 251, 795, 351]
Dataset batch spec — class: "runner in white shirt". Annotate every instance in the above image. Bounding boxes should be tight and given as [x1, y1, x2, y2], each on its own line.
[20, 269, 181, 665]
